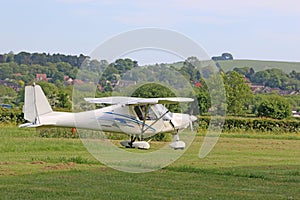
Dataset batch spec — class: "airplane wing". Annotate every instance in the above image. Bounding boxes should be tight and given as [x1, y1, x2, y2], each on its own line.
[127, 97, 194, 105]
[85, 97, 194, 105]
[84, 96, 141, 104]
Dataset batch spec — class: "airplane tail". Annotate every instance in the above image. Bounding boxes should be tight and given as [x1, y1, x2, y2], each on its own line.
[22, 84, 53, 124]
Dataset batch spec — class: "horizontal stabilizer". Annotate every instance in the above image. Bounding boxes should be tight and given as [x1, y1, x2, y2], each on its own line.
[19, 122, 56, 128]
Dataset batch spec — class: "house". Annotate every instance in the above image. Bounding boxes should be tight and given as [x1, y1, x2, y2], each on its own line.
[117, 80, 137, 88]
[64, 76, 73, 85]
[72, 79, 84, 85]
[35, 74, 51, 82]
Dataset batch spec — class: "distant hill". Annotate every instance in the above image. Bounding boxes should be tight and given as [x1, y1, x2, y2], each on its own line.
[216, 59, 300, 73]
[155, 59, 300, 73]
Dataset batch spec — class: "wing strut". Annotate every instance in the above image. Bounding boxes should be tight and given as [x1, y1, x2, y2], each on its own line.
[140, 106, 170, 140]
[140, 104, 150, 140]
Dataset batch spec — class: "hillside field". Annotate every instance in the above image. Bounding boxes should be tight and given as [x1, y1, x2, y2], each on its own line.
[217, 59, 300, 73]
[0, 126, 299, 199]
[162, 59, 300, 73]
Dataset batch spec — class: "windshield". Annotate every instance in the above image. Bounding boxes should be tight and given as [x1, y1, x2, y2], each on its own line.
[134, 104, 173, 121]
[134, 105, 157, 120]
[154, 104, 173, 120]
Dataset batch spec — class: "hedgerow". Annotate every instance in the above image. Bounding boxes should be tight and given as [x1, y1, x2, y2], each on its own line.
[0, 108, 25, 124]
[198, 116, 300, 133]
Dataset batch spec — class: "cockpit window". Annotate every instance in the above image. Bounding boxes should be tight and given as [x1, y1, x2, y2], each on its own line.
[134, 106, 143, 120]
[154, 104, 172, 120]
[134, 105, 157, 120]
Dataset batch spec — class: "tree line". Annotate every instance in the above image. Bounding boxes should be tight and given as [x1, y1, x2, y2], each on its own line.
[0, 52, 300, 120]
[0, 51, 88, 67]
[233, 67, 300, 90]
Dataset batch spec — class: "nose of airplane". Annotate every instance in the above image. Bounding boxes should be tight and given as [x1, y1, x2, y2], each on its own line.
[190, 115, 197, 122]
[170, 113, 198, 130]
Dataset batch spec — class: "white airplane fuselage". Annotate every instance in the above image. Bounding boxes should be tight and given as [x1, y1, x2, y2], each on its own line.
[34, 104, 192, 138]
[20, 84, 196, 150]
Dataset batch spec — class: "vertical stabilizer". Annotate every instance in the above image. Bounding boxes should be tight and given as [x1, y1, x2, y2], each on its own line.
[23, 85, 53, 123]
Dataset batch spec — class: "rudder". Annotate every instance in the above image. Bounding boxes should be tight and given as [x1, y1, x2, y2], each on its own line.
[23, 84, 53, 123]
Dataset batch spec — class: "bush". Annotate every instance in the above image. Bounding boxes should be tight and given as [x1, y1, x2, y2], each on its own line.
[0, 108, 24, 124]
[256, 95, 291, 119]
[198, 116, 300, 133]
[38, 127, 79, 138]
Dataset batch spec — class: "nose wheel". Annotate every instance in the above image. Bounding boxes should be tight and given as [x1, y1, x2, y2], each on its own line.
[169, 131, 185, 150]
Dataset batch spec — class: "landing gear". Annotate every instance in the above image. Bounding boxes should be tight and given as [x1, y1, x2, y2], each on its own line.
[120, 135, 150, 150]
[120, 135, 136, 148]
[129, 135, 136, 148]
[169, 131, 185, 150]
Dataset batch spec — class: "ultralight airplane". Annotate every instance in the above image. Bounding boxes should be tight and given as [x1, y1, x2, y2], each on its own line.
[19, 84, 197, 150]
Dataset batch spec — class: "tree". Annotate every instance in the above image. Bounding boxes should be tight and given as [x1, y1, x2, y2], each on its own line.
[204, 72, 226, 115]
[113, 58, 136, 75]
[233, 67, 255, 79]
[4, 51, 15, 62]
[14, 52, 31, 65]
[223, 71, 253, 115]
[251, 70, 270, 85]
[102, 65, 118, 82]
[57, 92, 72, 110]
[221, 52, 233, 60]
[51, 71, 64, 83]
[256, 95, 291, 119]
[36, 81, 59, 107]
[0, 85, 17, 98]
[194, 79, 211, 114]
[131, 83, 179, 112]
[265, 69, 288, 89]
[132, 83, 176, 98]
[31, 53, 47, 65]
[0, 63, 13, 79]
[57, 62, 72, 74]
[251, 68, 290, 89]
[179, 57, 201, 81]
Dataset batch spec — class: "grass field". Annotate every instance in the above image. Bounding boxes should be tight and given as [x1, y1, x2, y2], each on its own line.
[0, 126, 299, 199]
[163, 59, 300, 73]
[216, 59, 300, 73]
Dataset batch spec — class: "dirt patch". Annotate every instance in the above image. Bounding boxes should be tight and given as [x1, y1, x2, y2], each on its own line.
[0, 162, 18, 165]
[43, 162, 76, 171]
[31, 161, 46, 165]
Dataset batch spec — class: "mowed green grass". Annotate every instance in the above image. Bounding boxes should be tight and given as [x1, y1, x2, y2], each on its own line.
[0, 126, 299, 199]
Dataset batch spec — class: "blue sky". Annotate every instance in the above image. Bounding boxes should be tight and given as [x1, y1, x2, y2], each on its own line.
[1, 0, 299, 64]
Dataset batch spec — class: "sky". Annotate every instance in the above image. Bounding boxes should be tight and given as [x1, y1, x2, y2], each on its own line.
[1, 0, 299, 64]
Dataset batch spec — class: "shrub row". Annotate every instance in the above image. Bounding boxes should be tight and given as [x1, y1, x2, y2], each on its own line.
[198, 116, 300, 133]
[0, 108, 25, 124]
[38, 127, 79, 138]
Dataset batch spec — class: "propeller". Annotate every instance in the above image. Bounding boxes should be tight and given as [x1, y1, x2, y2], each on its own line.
[189, 120, 193, 131]
[189, 115, 197, 131]
[188, 99, 198, 132]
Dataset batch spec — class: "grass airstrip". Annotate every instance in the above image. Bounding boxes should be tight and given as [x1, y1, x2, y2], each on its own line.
[0, 126, 299, 199]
